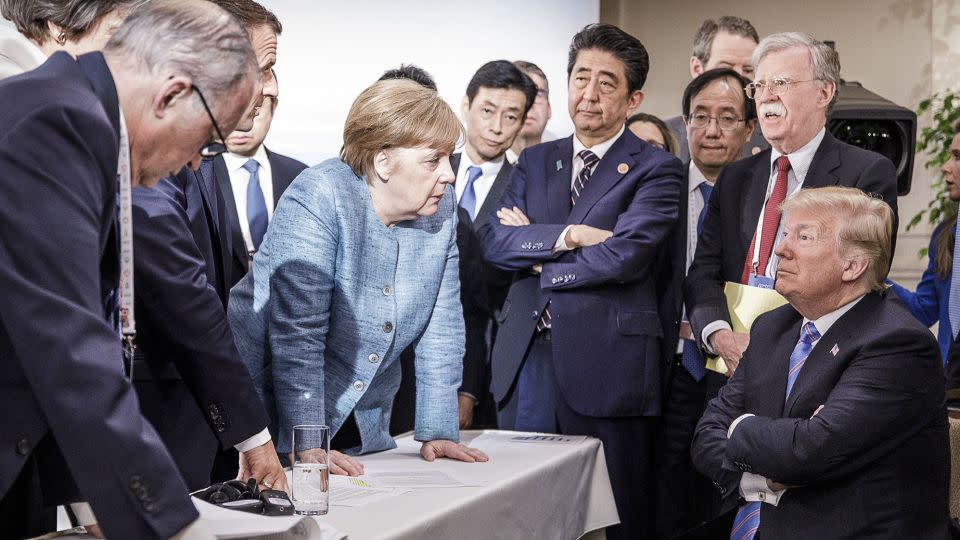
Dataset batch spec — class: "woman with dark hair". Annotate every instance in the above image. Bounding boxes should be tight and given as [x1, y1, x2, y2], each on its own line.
[627, 112, 679, 155]
[889, 122, 960, 364]
[1, 0, 147, 78]
[229, 79, 489, 474]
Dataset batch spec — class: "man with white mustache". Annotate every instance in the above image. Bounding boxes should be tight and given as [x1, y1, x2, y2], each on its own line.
[684, 32, 898, 381]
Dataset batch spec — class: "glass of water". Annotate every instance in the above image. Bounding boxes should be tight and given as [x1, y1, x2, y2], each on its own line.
[291, 425, 330, 515]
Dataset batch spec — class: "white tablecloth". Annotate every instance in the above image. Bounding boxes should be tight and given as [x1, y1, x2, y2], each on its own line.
[315, 430, 619, 540]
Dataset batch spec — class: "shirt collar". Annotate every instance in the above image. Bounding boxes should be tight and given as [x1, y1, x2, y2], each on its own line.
[803, 293, 865, 337]
[769, 127, 826, 181]
[459, 151, 505, 179]
[688, 161, 712, 193]
[223, 145, 269, 173]
[573, 125, 625, 162]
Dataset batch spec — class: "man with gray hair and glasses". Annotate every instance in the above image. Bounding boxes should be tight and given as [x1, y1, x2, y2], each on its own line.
[0, 0, 258, 538]
[685, 32, 898, 387]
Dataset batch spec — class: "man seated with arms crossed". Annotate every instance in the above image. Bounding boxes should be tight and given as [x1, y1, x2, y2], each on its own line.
[692, 187, 950, 539]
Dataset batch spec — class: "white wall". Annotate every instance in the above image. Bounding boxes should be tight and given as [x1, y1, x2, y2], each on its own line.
[261, 0, 600, 165]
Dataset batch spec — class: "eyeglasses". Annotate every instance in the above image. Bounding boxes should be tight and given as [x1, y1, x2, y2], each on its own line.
[744, 78, 818, 100]
[685, 113, 746, 131]
[192, 85, 227, 157]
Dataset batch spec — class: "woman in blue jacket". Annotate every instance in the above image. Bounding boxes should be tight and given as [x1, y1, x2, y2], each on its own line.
[229, 79, 488, 474]
[889, 126, 960, 364]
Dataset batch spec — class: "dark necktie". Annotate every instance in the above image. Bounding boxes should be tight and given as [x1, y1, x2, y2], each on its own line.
[459, 165, 483, 221]
[244, 159, 268, 251]
[536, 149, 601, 333]
[681, 181, 715, 381]
[730, 321, 819, 540]
[741, 155, 791, 283]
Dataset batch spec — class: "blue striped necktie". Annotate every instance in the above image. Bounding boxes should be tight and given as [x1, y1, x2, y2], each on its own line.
[949, 213, 960, 336]
[731, 321, 819, 540]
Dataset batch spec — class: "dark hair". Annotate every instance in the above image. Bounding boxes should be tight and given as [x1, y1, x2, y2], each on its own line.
[1, 0, 148, 43]
[378, 64, 437, 91]
[681, 68, 755, 120]
[466, 60, 538, 117]
[691, 16, 758, 64]
[207, 0, 281, 35]
[626, 113, 678, 155]
[934, 120, 960, 278]
[513, 60, 548, 94]
[567, 23, 649, 94]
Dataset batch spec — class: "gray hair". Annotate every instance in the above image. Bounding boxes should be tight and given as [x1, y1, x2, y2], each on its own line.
[1, 0, 150, 44]
[103, 0, 257, 111]
[691, 16, 759, 64]
[752, 32, 841, 110]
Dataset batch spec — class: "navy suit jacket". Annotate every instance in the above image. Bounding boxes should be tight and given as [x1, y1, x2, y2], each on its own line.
[692, 291, 950, 538]
[0, 52, 197, 539]
[478, 129, 683, 417]
[684, 132, 899, 349]
[130, 158, 269, 487]
[217, 149, 307, 290]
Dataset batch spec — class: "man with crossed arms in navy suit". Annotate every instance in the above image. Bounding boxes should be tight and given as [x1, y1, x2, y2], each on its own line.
[692, 187, 949, 539]
[479, 23, 683, 540]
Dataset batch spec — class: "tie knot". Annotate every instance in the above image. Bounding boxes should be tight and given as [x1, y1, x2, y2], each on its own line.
[465, 165, 483, 183]
[578, 149, 599, 169]
[776, 155, 792, 174]
[698, 181, 713, 200]
[243, 159, 259, 174]
[800, 321, 820, 344]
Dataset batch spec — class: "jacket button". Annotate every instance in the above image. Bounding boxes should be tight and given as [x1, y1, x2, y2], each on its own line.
[353, 381, 364, 391]
[16, 439, 30, 456]
[368, 353, 380, 364]
[382, 285, 392, 296]
[383, 322, 393, 333]
[531, 310, 539, 319]
[129, 475, 143, 490]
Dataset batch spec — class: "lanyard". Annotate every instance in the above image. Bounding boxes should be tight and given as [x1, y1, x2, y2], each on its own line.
[750, 159, 803, 275]
[117, 112, 137, 376]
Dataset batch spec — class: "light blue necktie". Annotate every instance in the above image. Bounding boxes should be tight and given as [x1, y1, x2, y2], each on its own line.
[244, 159, 268, 251]
[731, 321, 819, 540]
[459, 165, 483, 221]
[949, 213, 960, 337]
[681, 181, 715, 381]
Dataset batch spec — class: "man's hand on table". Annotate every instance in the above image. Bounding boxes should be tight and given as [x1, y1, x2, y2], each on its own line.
[293, 448, 365, 477]
[239, 439, 289, 493]
[420, 440, 489, 463]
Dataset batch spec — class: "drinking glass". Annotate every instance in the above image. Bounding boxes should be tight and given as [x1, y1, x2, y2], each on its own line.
[291, 425, 330, 515]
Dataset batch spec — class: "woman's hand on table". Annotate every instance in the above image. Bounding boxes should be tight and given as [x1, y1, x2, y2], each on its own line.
[330, 450, 365, 476]
[420, 440, 489, 463]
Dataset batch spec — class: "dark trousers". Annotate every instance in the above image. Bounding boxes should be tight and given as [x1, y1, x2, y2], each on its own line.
[499, 331, 657, 540]
[0, 453, 56, 538]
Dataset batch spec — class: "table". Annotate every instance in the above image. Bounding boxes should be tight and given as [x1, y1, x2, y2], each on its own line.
[316, 430, 619, 540]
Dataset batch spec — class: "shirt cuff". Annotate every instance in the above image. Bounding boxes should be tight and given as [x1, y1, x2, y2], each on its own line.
[739, 472, 787, 506]
[234, 428, 272, 453]
[458, 391, 478, 404]
[701, 320, 733, 355]
[727, 413, 755, 438]
[170, 518, 215, 540]
[70, 502, 97, 527]
[553, 225, 574, 253]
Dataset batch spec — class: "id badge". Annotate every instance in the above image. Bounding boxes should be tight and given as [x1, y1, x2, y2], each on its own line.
[747, 273, 775, 289]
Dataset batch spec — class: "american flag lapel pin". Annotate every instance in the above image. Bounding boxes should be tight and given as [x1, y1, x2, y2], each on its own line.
[556, 160, 563, 171]
[830, 343, 839, 357]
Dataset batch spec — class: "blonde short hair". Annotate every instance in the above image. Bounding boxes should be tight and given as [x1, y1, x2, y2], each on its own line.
[341, 79, 462, 177]
[780, 186, 893, 291]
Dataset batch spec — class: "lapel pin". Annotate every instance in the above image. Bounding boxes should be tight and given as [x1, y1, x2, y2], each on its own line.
[830, 344, 839, 357]
[556, 160, 563, 171]
[617, 163, 629, 174]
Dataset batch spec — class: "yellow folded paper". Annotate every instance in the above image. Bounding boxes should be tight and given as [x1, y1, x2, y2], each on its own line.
[706, 281, 788, 374]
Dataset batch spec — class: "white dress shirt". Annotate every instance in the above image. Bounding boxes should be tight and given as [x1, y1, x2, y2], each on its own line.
[223, 147, 274, 254]
[454, 151, 505, 214]
[702, 128, 827, 348]
[678, 163, 713, 354]
[729, 294, 865, 506]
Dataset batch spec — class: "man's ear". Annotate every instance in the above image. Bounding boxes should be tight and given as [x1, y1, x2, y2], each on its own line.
[690, 55, 704, 78]
[817, 80, 837, 111]
[460, 95, 471, 119]
[372, 149, 392, 182]
[841, 256, 869, 283]
[153, 76, 193, 119]
[627, 90, 644, 113]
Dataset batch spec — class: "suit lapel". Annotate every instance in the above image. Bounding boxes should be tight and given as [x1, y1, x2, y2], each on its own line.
[215, 156, 248, 269]
[802, 132, 841, 189]
[784, 292, 882, 415]
[567, 132, 634, 225]
[267, 149, 283, 205]
[740, 153, 772, 255]
[474, 161, 513, 229]
[760, 315, 803, 416]
[546, 137, 574, 222]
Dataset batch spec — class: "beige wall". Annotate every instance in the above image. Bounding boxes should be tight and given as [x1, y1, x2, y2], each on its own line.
[602, 0, 960, 282]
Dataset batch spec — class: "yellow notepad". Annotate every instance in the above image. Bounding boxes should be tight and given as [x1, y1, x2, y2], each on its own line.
[706, 281, 788, 374]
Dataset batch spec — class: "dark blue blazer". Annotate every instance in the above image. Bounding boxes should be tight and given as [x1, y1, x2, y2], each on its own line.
[478, 130, 683, 417]
[692, 291, 950, 538]
[130, 158, 269, 489]
[0, 52, 197, 539]
[217, 150, 307, 290]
